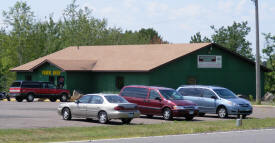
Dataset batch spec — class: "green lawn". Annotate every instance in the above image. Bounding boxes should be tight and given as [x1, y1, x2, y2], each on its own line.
[1, 118, 275, 143]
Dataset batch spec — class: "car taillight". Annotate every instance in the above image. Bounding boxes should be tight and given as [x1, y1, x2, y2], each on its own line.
[9, 88, 21, 93]
[114, 106, 125, 111]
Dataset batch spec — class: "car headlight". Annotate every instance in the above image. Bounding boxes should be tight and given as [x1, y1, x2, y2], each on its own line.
[226, 101, 238, 106]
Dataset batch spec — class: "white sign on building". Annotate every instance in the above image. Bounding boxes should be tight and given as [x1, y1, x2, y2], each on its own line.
[197, 55, 222, 68]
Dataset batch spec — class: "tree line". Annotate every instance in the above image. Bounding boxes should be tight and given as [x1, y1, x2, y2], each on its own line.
[0, 0, 274, 94]
[0, 1, 167, 91]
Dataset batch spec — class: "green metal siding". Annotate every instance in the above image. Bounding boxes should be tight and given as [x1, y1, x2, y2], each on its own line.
[66, 72, 149, 94]
[150, 46, 265, 97]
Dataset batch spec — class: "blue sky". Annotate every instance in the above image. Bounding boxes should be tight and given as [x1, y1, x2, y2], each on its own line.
[1, 0, 275, 55]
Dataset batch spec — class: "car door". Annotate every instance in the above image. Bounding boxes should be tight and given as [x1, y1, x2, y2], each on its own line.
[145, 89, 163, 115]
[200, 89, 217, 113]
[178, 88, 202, 106]
[47, 83, 57, 98]
[70, 95, 91, 117]
[39, 82, 49, 98]
[86, 95, 104, 118]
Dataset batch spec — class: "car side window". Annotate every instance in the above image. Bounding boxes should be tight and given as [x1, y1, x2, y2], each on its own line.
[149, 89, 161, 100]
[48, 84, 56, 89]
[78, 96, 91, 103]
[202, 89, 216, 98]
[179, 88, 201, 97]
[121, 87, 148, 99]
[42, 83, 48, 88]
[90, 96, 104, 104]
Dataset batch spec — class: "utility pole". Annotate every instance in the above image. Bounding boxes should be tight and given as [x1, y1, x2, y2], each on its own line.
[252, 0, 261, 104]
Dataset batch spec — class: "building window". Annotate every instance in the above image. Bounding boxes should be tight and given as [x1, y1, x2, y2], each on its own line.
[116, 76, 124, 89]
[25, 75, 32, 81]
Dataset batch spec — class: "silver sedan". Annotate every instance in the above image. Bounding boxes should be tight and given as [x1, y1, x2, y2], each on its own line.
[57, 94, 140, 124]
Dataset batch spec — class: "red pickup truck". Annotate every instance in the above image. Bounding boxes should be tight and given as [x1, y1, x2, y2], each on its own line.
[9, 81, 70, 102]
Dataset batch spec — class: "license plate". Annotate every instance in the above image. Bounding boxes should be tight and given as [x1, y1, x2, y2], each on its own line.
[189, 110, 194, 115]
[128, 113, 134, 117]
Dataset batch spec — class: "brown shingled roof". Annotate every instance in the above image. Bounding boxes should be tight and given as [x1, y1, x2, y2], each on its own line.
[11, 43, 211, 72]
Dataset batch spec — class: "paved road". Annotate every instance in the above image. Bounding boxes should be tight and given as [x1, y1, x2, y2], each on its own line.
[1, 101, 275, 129]
[61, 129, 275, 143]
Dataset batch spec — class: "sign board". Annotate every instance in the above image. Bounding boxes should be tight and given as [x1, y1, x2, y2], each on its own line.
[42, 70, 61, 76]
[197, 55, 222, 68]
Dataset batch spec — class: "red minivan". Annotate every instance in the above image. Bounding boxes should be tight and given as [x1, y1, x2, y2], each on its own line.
[9, 81, 70, 102]
[119, 85, 199, 120]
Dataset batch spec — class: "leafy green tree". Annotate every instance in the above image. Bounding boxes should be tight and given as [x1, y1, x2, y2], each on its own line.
[211, 21, 254, 60]
[263, 33, 275, 93]
[190, 21, 254, 60]
[190, 32, 211, 43]
[2, 1, 35, 65]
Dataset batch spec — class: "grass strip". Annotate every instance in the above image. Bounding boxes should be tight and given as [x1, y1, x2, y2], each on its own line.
[1, 118, 275, 143]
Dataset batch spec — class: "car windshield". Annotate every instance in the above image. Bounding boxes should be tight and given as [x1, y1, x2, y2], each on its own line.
[159, 89, 183, 100]
[213, 89, 237, 99]
[105, 95, 128, 103]
[11, 82, 21, 87]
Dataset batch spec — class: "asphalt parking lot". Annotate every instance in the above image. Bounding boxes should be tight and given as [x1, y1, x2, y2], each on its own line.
[1, 101, 275, 129]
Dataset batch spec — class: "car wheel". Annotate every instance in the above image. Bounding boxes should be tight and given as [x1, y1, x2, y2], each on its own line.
[121, 118, 132, 124]
[198, 112, 205, 117]
[163, 108, 173, 120]
[242, 115, 247, 119]
[217, 107, 228, 118]
[185, 116, 194, 121]
[16, 97, 23, 102]
[60, 94, 68, 102]
[62, 108, 71, 120]
[26, 94, 34, 102]
[98, 111, 109, 124]
[49, 98, 57, 102]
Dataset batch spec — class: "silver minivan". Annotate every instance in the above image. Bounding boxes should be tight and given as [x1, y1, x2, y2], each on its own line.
[176, 85, 253, 118]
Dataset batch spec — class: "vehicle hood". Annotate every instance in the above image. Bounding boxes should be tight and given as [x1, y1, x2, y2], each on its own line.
[169, 100, 196, 106]
[226, 98, 251, 105]
[58, 102, 75, 108]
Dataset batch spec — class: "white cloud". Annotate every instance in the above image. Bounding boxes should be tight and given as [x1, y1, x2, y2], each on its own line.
[217, 0, 234, 13]
[236, 0, 247, 13]
[146, 1, 168, 17]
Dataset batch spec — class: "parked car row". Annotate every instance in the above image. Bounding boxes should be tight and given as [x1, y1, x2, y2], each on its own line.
[57, 85, 253, 124]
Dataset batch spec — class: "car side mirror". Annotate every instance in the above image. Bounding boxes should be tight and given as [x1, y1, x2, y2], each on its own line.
[75, 100, 80, 104]
[155, 97, 162, 101]
[211, 96, 217, 99]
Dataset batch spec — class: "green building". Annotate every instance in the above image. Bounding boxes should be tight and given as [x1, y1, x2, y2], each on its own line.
[11, 43, 269, 97]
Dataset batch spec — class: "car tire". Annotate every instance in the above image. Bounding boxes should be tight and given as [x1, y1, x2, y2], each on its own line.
[121, 118, 132, 124]
[242, 115, 247, 119]
[16, 97, 23, 102]
[185, 116, 194, 121]
[49, 98, 57, 102]
[163, 108, 173, 120]
[198, 112, 205, 117]
[60, 94, 68, 102]
[217, 107, 228, 118]
[98, 111, 109, 124]
[62, 108, 71, 120]
[26, 94, 34, 102]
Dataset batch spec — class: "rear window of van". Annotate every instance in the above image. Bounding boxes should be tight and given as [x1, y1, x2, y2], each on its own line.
[11, 82, 21, 87]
